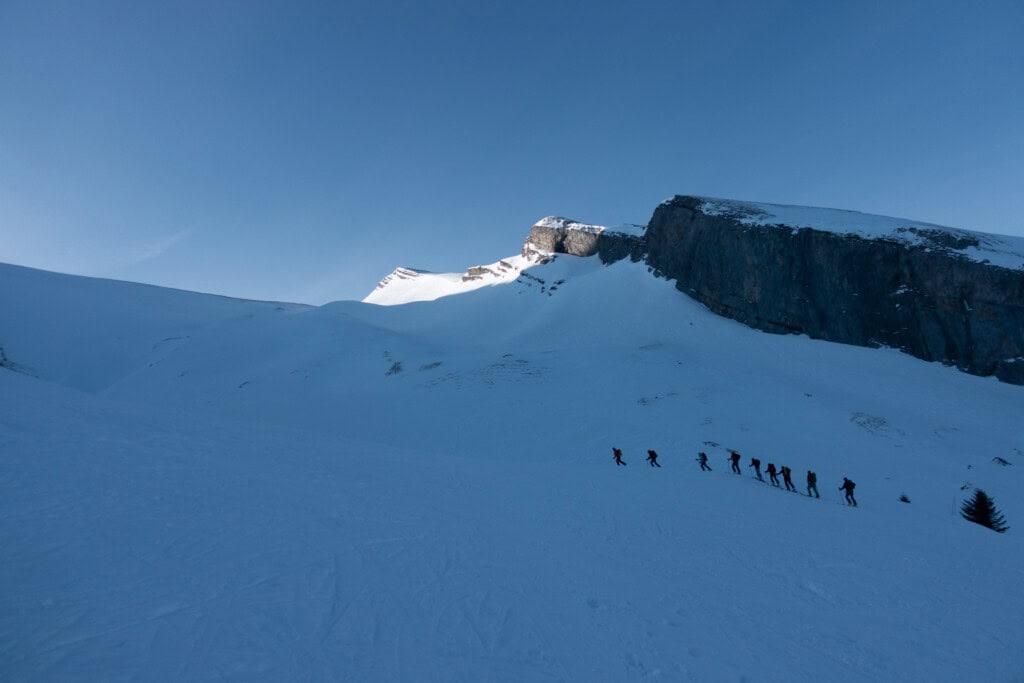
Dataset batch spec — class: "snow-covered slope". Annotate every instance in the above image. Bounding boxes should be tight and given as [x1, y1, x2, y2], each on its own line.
[2, 256, 1022, 681]
[0, 263, 309, 392]
[364, 254, 537, 306]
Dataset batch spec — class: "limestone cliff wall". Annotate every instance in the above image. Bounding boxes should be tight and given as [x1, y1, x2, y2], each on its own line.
[646, 197, 1024, 383]
[524, 197, 1024, 384]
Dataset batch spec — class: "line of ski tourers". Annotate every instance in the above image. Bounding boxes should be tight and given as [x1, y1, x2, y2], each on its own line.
[611, 447, 858, 506]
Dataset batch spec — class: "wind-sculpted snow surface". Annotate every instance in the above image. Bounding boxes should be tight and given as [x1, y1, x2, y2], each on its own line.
[1, 258, 1023, 681]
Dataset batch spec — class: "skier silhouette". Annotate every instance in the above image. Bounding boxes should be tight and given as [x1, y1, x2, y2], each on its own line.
[840, 477, 857, 506]
[729, 451, 742, 475]
[780, 465, 796, 491]
[748, 457, 763, 481]
[647, 450, 661, 468]
[697, 451, 712, 471]
[806, 470, 819, 498]
[766, 463, 780, 486]
[613, 447, 626, 466]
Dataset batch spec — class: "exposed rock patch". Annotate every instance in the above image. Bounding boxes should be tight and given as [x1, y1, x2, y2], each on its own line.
[525, 217, 646, 265]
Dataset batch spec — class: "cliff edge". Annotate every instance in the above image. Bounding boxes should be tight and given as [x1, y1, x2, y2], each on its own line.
[526, 196, 1024, 384]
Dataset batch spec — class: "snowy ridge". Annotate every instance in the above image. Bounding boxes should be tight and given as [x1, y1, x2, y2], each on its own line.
[367, 216, 648, 307]
[696, 196, 1024, 269]
[363, 254, 541, 306]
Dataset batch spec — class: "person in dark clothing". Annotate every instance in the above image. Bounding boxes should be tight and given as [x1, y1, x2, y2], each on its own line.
[729, 451, 742, 474]
[766, 463, 780, 486]
[697, 451, 712, 471]
[748, 457, 763, 481]
[647, 450, 661, 468]
[613, 447, 626, 466]
[806, 470, 819, 498]
[840, 477, 857, 506]
[780, 465, 796, 491]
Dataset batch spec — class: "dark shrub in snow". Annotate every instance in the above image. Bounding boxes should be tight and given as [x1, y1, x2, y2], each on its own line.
[960, 489, 1009, 533]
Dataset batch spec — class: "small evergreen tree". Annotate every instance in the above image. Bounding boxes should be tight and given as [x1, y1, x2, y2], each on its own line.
[960, 489, 1009, 533]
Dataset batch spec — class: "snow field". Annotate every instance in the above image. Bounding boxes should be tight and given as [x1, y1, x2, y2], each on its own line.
[1, 256, 1022, 681]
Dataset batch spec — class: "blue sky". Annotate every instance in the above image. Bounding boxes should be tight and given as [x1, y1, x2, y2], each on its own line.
[2, 0, 1022, 304]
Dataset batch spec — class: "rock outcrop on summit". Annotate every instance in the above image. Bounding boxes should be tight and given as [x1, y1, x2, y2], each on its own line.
[525, 196, 1024, 385]
[525, 217, 646, 265]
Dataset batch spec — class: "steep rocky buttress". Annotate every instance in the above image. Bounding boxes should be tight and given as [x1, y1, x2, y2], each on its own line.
[524, 196, 1024, 385]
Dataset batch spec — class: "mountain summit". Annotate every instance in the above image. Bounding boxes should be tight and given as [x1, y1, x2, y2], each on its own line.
[370, 195, 1024, 384]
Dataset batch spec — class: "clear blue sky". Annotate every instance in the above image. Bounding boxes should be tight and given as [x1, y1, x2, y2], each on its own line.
[2, 0, 1022, 304]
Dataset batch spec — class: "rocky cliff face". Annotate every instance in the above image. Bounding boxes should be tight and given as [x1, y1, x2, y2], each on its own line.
[524, 197, 1024, 385]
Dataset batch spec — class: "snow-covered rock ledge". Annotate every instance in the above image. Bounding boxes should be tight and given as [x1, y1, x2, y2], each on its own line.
[695, 196, 1024, 270]
[525, 216, 646, 264]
